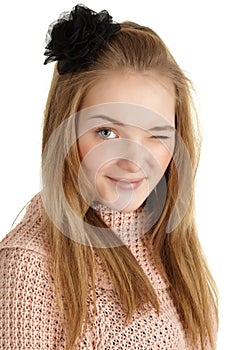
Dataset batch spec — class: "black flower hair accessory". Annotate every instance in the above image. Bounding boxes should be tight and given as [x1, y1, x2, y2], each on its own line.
[44, 4, 121, 74]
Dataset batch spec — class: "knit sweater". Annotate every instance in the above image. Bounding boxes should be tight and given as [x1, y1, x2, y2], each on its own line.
[0, 193, 216, 349]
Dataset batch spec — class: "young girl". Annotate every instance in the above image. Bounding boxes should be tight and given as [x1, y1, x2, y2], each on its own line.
[0, 4, 218, 350]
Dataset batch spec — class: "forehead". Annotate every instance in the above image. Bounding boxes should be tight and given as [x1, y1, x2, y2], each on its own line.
[80, 70, 175, 124]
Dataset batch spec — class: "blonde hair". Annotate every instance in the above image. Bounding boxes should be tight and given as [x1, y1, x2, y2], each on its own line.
[42, 22, 218, 349]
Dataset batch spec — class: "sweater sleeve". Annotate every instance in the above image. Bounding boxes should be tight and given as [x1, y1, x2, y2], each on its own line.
[0, 246, 96, 349]
[0, 247, 67, 349]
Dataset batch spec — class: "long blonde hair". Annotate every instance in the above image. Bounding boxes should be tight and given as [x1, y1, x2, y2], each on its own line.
[42, 22, 218, 349]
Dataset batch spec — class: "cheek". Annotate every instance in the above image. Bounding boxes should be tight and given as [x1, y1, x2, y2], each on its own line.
[160, 147, 173, 170]
[78, 136, 108, 180]
[78, 135, 95, 162]
[149, 143, 173, 173]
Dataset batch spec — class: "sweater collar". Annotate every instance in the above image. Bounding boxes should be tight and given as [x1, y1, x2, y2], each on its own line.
[91, 201, 152, 246]
[91, 201, 170, 290]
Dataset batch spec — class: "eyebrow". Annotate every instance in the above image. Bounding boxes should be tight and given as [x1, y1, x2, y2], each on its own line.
[89, 115, 125, 126]
[89, 115, 175, 131]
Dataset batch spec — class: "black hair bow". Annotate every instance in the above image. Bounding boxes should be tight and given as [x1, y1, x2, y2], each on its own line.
[44, 4, 121, 74]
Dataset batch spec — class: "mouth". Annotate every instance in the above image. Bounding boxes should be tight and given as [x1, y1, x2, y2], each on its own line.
[106, 176, 145, 190]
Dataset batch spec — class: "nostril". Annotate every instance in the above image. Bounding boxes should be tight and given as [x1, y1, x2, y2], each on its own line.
[116, 159, 141, 173]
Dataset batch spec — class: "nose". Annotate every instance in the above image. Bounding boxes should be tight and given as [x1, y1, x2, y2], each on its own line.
[116, 158, 141, 173]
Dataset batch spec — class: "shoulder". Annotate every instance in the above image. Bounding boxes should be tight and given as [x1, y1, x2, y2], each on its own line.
[0, 192, 51, 259]
[0, 195, 66, 349]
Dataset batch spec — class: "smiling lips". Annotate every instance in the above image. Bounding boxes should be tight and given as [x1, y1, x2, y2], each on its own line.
[106, 176, 145, 190]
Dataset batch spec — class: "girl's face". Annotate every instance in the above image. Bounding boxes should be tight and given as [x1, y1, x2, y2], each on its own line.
[77, 70, 175, 212]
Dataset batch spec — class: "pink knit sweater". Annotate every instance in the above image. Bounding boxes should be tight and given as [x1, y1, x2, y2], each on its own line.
[0, 193, 216, 349]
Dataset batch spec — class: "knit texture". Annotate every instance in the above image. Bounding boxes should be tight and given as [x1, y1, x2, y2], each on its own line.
[0, 193, 216, 349]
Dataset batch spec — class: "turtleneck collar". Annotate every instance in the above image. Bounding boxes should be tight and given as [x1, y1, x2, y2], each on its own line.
[90, 200, 170, 290]
[91, 201, 152, 246]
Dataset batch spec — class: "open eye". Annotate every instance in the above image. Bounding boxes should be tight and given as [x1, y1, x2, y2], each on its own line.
[95, 128, 117, 139]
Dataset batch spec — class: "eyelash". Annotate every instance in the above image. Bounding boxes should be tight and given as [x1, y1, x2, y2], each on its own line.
[95, 127, 117, 139]
[153, 135, 170, 139]
[94, 127, 170, 140]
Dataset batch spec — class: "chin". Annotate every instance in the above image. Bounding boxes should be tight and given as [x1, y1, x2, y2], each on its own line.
[119, 202, 143, 212]
[95, 183, 149, 212]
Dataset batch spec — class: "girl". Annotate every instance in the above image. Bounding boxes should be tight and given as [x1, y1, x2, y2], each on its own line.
[0, 4, 218, 350]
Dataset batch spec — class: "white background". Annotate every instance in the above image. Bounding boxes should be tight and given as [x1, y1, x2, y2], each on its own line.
[0, 1, 232, 348]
